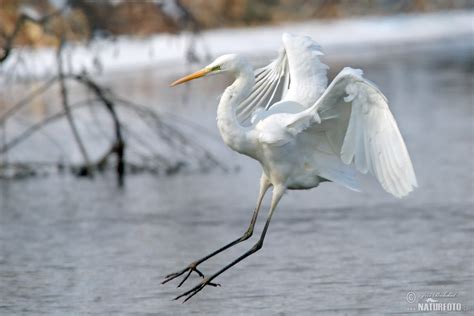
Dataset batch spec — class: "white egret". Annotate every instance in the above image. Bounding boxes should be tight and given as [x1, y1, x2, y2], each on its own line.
[163, 33, 417, 302]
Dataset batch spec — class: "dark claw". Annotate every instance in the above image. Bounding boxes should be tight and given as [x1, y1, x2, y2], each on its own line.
[208, 282, 221, 287]
[194, 267, 205, 278]
[162, 263, 205, 286]
[177, 266, 204, 287]
[174, 277, 219, 302]
[162, 270, 184, 284]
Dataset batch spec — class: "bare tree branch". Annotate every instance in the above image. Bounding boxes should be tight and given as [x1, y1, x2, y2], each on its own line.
[57, 38, 92, 176]
[72, 73, 126, 186]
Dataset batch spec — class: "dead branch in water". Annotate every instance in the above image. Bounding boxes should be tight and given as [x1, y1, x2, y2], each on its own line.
[113, 96, 228, 172]
[57, 38, 92, 177]
[0, 100, 89, 155]
[0, 92, 229, 180]
[0, 99, 165, 176]
[71, 73, 125, 186]
[0, 3, 226, 183]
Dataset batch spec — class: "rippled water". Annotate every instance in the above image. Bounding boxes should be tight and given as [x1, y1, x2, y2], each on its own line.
[1, 37, 473, 315]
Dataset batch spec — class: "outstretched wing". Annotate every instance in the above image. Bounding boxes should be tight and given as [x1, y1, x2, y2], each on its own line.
[260, 67, 417, 198]
[314, 67, 417, 197]
[236, 33, 328, 125]
[235, 48, 289, 124]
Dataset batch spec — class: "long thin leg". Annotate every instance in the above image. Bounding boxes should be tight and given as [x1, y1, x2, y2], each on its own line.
[162, 174, 271, 287]
[175, 184, 286, 302]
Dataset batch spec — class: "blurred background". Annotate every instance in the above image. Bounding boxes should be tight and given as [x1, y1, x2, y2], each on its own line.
[0, 1, 473, 315]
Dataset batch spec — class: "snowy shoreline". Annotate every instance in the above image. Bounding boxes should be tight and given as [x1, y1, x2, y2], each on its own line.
[1, 10, 473, 79]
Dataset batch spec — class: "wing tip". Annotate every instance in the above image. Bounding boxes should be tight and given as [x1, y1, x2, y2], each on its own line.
[282, 32, 323, 52]
[392, 186, 415, 198]
[341, 67, 364, 78]
[387, 175, 418, 199]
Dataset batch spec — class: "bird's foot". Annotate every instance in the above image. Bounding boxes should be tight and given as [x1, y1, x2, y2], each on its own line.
[162, 262, 205, 287]
[174, 277, 221, 302]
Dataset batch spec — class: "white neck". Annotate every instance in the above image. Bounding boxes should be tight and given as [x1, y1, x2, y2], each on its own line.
[217, 66, 255, 155]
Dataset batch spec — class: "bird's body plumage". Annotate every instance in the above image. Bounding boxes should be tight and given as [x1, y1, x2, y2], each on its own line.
[165, 33, 417, 301]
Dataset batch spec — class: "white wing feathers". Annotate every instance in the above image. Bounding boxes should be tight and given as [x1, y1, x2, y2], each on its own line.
[236, 48, 289, 124]
[316, 67, 418, 198]
[236, 33, 328, 125]
[281, 33, 328, 106]
[239, 33, 416, 198]
[256, 67, 417, 198]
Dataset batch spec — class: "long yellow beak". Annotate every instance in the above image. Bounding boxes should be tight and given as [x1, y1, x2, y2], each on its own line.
[170, 68, 211, 87]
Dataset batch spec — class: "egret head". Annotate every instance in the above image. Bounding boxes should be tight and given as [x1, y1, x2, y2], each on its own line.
[170, 54, 246, 87]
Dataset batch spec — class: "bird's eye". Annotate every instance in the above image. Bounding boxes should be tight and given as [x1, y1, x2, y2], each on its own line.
[211, 65, 221, 71]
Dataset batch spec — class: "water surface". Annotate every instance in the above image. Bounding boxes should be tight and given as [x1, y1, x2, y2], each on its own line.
[1, 38, 473, 315]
